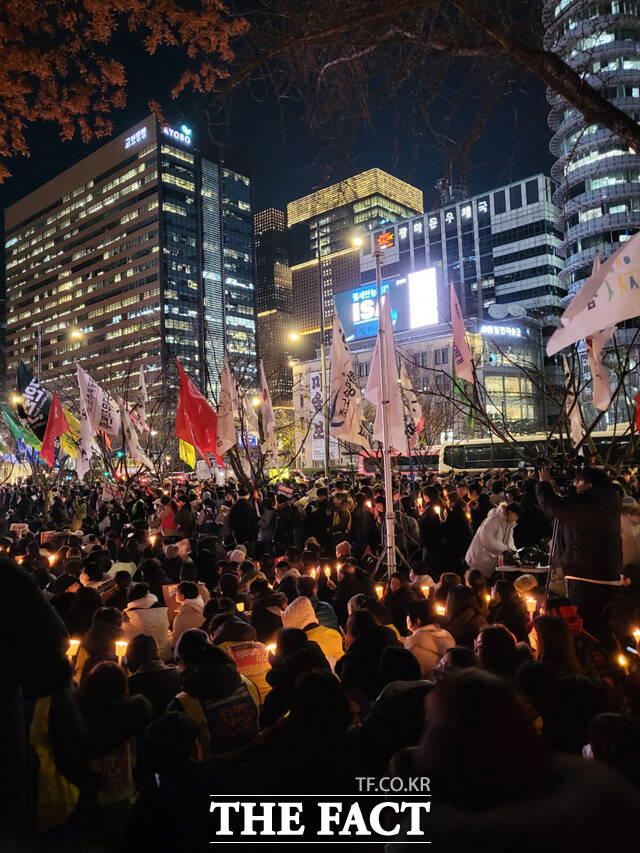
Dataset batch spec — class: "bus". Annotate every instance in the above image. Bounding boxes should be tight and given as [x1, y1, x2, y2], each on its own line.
[358, 448, 440, 476]
[438, 426, 637, 473]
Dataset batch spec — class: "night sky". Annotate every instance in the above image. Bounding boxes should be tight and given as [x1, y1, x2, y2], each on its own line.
[1, 47, 554, 216]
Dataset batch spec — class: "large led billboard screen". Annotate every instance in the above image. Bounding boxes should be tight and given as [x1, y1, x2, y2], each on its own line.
[334, 267, 438, 341]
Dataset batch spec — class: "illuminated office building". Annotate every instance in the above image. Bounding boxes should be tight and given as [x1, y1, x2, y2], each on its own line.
[254, 208, 294, 403]
[545, 0, 640, 295]
[3, 114, 256, 404]
[287, 169, 423, 345]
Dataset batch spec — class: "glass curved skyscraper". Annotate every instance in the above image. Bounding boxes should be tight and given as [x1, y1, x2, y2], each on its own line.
[545, 0, 640, 296]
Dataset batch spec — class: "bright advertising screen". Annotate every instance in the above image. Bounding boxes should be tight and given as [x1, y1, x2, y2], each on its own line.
[334, 267, 438, 341]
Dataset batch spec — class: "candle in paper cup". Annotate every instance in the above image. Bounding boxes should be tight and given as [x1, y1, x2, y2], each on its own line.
[436, 604, 446, 617]
[15, 555, 24, 565]
[48, 554, 57, 567]
[633, 627, 640, 649]
[375, 585, 384, 599]
[618, 653, 629, 675]
[365, 500, 372, 509]
[311, 567, 316, 579]
[434, 506, 441, 517]
[525, 596, 536, 614]
[420, 585, 430, 598]
[149, 534, 157, 547]
[237, 602, 245, 613]
[115, 640, 128, 665]
[265, 643, 277, 654]
[484, 593, 491, 603]
[324, 566, 331, 578]
[66, 638, 80, 661]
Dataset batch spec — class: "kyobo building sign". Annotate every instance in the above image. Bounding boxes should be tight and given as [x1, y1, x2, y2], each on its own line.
[161, 124, 193, 146]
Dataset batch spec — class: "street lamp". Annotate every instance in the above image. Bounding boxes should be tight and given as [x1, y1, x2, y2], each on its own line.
[289, 332, 300, 342]
[251, 396, 261, 407]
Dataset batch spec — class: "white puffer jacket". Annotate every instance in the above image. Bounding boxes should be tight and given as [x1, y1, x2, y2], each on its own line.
[123, 592, 171, 661]
[169, 596, 205, 649]
[465, 503, 516, 577]
[404, 625, 456, 679]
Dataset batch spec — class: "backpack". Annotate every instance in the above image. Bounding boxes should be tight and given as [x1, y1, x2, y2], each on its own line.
[29, 696, 80, 834]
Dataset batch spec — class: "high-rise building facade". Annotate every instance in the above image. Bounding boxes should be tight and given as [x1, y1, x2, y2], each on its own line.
[254, 208, 294, 403]
[355, 174, 564, 333]
[3, 115, 256, 405]
[287, 169, 424, 347]
[545, 0, 640, 294]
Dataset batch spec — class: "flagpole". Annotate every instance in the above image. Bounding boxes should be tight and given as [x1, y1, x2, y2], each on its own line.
[317, 240, 330, 484]
[373, 245, 397, 578]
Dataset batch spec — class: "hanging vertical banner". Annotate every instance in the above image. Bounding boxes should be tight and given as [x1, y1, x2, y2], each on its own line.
[135, 366, 149, 431]
[76, 366, 93, 480]
[563, 356, 585, 451]
[76, 364, 121, 436]
[329, 309, 370, 450]
[310, 370, 339, 463]
[450, 284, 474, 384]
[216, 358, 239, 456]
[259, 360, 280, 472]
[16, 361, 51, 439]
[364, 292, 407, 454]
[399, 362, 423, 450]
[117, 398, 153, 469]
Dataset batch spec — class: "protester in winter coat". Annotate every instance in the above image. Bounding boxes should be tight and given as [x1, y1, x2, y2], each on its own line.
[335, 610, 401, 701]
[465, 502, 520, 577]
[169, 582, 205, 648]
[127, 634, 181, 716]
[536, 467, 622, 643]
[295, 575, 340, 631]
[442, 494, 473, 569]
[260, 628, 332, 728]
[228, 490, 259, 546]
[122, 582, 171, 661]
[248, 581, 287, 644]
[212, 618, 272, 703]
[404, 599, 455, 679]
[282, 596, 344, 669]
[514, 480, 552, 549]
[468, 482, 493, 532]
[488, 580, 530, 643]
[445, 585, 488, 648]
[168, 630, 259, 758]
[388, 669, 640, 853]
[333, 562, 376, 628]
[383, 573, 417, 636]
[273, 560, 300, 604]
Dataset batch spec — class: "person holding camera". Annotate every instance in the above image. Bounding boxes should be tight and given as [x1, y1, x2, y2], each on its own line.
[536, 467, 621, 645]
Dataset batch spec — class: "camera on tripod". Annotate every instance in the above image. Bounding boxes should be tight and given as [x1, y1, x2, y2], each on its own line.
[535, 452, 586, 495]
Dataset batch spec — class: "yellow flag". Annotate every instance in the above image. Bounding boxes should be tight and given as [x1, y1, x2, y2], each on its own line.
[60, 409, 79, 459]
[179, 439, 196, 469]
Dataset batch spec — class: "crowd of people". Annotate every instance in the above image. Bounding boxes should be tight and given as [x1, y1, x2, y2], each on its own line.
[2, 464, 640, 851]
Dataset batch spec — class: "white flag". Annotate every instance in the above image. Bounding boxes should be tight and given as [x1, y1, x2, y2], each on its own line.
[563, 356, 585, 450]
[259, 360, 279, 471]
[364, 292, 407, 454]
[239, 391, 260, 440]
[586, 326, 614, 411]
[399, 362, 423, 451]
[135, 366, 148, 431]
[76, 364, 121, 435]
[547, 231, 640, 355]
[216, 358, 238, 456]
[117, 398, 153, 470]
[76, 365, 92, 480]
[450, 284, 474, 383]
[329, 309, 370, 449]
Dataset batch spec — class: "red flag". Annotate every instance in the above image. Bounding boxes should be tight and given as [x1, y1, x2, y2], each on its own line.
[175, 359, 219, 457]
[40, 392, 70, 467]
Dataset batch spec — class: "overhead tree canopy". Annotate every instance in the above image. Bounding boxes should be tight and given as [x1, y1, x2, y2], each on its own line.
[0, 0, 247, 180]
